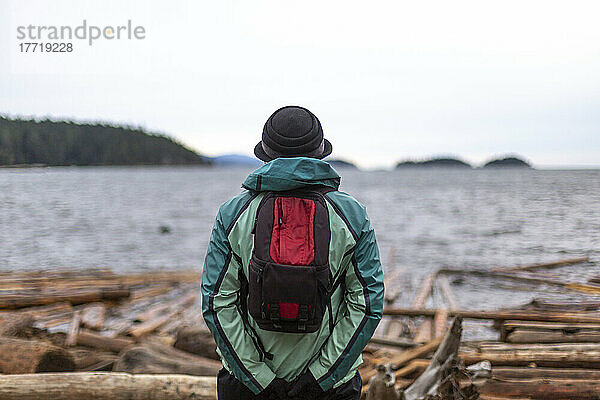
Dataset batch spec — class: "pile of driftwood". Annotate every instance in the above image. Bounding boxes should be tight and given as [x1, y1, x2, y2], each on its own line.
[364, 317, 483, 400]
[363, 256, 600, 399]
[0, 268, 221, 399]
[1, 256, 598, 400]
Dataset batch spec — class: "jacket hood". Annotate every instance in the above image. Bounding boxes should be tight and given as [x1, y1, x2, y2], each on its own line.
[242, 157, 341, 192]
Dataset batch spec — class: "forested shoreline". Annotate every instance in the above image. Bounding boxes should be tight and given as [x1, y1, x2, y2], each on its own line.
[0, 117, 209, 166]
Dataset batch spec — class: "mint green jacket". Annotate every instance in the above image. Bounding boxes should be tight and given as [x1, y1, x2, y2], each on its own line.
[201, 157, 384, 394]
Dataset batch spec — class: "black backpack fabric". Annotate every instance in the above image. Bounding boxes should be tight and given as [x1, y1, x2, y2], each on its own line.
[247, 187, 333, 333]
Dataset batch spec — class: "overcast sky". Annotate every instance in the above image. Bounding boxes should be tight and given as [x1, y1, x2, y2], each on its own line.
[1, 0, 599, 168]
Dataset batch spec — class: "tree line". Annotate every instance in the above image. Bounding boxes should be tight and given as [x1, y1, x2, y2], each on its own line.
[0, 116, 210, 166]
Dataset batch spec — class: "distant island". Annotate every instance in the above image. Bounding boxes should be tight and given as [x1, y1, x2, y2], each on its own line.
[328, 159, 358, 169]
[0, 116, 209, 166]
[395, 155, 533, 169]
[396, 157, 472, 169]
[209, 154, 262, 167]
[483, 156, 532, 168]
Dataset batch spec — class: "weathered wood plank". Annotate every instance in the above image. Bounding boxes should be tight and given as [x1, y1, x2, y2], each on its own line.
[495, 257, 589, 273]
[384, 307, 600, 324]
[0, 373, 216, 400]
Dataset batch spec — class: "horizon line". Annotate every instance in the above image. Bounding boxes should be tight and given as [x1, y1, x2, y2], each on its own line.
[2, 113, 598, 170]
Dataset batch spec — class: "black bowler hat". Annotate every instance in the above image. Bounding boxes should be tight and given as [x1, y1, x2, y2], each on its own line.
[254, 106, 333, 162]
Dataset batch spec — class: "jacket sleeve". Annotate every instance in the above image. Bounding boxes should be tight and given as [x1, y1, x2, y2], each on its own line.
[201, 207, 276, 394]
[308, 215, 384, 391]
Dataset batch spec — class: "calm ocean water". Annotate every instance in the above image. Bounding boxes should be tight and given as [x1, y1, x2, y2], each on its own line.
[1, 166, 599, 324]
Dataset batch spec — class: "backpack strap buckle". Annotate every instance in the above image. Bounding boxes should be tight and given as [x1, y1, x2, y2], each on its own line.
[269, 303, 280, 322]
[297, 304, 309, 331]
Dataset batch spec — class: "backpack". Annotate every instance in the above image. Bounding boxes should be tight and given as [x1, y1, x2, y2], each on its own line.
[247, 187, 333, 333]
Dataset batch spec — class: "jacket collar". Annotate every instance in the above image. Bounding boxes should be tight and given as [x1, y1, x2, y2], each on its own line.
[242, 157, 341, 192]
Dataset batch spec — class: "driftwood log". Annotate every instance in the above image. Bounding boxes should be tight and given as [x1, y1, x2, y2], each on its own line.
[0, 288, 131, 309]
[127, 292, 197, 339]
[438, 267, 600, 296]
[67, 349, 117, 371]
[500, 320, 600, 343]
[494, 256, 589, 272]
[383, 307, 600, 324]
[174, 326, 219, 360]
[81, 303, 106, 330]
[134, 292, 197, 323]
[433, 308, 448, 338]
[129, 285, 175, 302]
[517, 298, 600, 312]
[0, 313, 35, 337]
[402, 317, 463, 400]
[413, 319, 432, 343]
[383, 268, 403, 304]
[437, 275, 458, 310]
[366, 318, 470, 400]
[113, 343, 221, 375]
[380, 253, 406, 338]
[368, 336, 416, 349]
[411, 273, 436, 340]
[365, 364, 400, 400]
[492, 367, 600, 380]
[0, 337, 75, 373]
[506, 328, 600, 343]
[460, 342, 600, 368]
[75, 330, 134, 353]
[0, 271, 200, 289]
[361, 337, 443, 385]
[17, 302, 73, 318]
[0, 372, 216, 400]
[479, 377, 600, 399]
[393, 359, 431, 380]
[65, 311, 82, 347]
[128, 311, 180, 338]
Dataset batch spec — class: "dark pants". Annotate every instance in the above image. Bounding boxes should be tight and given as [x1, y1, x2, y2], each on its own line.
[217, 368, 362, 400]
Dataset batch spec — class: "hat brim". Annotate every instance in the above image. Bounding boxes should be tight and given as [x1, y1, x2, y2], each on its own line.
[254, 139, 332, 162]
